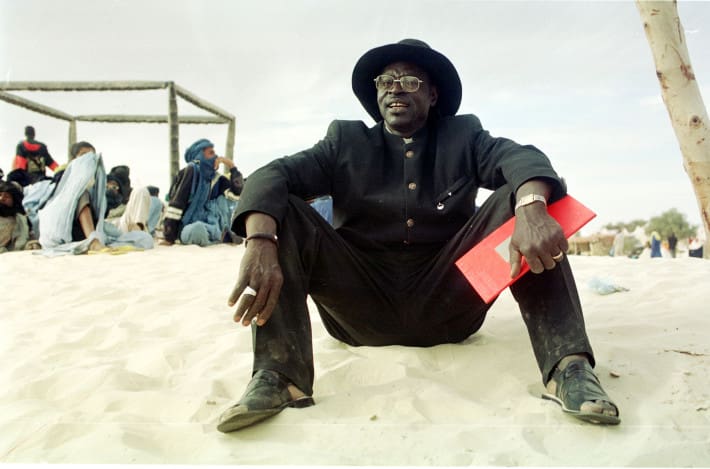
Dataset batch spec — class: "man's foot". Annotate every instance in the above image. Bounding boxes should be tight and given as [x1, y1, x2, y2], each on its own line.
[88, 238, 105, 252]
[24, 240, 42, 250]
[217, 369, 314, 433]
[543, 354, 620, 425]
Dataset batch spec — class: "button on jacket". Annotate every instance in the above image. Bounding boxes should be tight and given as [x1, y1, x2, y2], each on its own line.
[233, 114, 565, 246]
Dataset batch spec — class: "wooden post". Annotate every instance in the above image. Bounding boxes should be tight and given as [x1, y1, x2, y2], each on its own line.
[226, 118, 236, 161]
[68, 120, 77, 158]
[167, 82, 180, 185]
[637, 0, 710, 257]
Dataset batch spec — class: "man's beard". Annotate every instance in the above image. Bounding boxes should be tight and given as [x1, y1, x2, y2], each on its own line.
[0, 205, 21, 217]
[106, 190, 123, 211]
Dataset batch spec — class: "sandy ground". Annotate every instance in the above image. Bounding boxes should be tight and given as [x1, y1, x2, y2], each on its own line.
[1, 245, 709, 466]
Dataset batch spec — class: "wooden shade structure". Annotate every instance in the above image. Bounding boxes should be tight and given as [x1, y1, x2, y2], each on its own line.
[0, 81, 235, 184]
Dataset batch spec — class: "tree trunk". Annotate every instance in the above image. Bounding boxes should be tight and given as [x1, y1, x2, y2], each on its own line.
[636, 0, 710, 258]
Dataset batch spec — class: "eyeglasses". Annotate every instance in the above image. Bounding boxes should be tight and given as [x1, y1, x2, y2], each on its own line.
[373, 75, 424, 93]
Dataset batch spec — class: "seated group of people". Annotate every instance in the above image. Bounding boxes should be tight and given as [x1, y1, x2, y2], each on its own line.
[2, 133, 244, 255]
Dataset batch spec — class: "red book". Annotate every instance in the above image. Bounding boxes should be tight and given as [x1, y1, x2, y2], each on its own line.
[455, 195, 595, 304]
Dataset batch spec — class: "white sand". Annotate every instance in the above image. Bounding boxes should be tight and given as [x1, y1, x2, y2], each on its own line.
[1, 246, 709, 465]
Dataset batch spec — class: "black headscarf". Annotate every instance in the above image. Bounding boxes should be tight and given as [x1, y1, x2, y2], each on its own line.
[0, 181, 26, 217]
[108, 166, 132, 203]
[106, 174, 125, 212]
[6, 169, 32, 187]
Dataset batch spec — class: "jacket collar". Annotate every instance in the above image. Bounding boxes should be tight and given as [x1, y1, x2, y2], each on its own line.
[369, 121, 386, 149]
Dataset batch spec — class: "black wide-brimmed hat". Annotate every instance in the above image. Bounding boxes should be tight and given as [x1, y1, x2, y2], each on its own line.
[352, 38, 462, 122]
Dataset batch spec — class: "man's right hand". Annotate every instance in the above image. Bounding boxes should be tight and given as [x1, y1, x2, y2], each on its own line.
[227, 213, 283, 327]
[215, 156, 235, 170]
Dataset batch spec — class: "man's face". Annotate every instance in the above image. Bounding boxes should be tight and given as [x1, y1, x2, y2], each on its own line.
[203, 147, 216, 160]
[376, 61, 438, 137]
[75, 146, 94, 159]
[203, 146, 222, 169]
[0, 191, 13, 208]
[107, 180, 121, 194]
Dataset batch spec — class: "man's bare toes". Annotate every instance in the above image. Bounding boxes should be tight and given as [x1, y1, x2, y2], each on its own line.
[580, 400, 617, 417]
[89, 239, 105, 251]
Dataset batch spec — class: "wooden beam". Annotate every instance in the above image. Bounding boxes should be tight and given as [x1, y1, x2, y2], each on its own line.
[174, 84, 234, 120]
[74, 114, 229, 124]
[0, 90, 74, 121]
[0, 81, 168, 92]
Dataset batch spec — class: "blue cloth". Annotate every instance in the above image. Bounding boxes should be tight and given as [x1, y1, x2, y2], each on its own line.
[180, 221, 218, 247]
[39, 151, 108, 249]
[650, 235, 662, 258]
[204, 194, 235, 233]
[147, 196, 163, 235]
[22, 179, 55, 233]
[35, 152, 153, 256]
[179, 195, 235, 246]
[182, 139, 216, 227]
[310, 196, 333, 225]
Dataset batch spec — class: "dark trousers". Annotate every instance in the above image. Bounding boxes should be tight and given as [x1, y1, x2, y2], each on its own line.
[252, 187, 594, 396]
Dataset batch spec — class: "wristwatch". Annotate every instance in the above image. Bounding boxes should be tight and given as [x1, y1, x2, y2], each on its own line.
[515, 194, 547, 211]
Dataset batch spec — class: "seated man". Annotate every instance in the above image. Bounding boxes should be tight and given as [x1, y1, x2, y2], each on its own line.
[162, 139, 244, 247]
[107, 165, 132, 204]
[38, 141, 105, 250]
[0, 181, 30, 253]
[37, 142, 152, 254]
[105, 173, 127, 219]
[104, 166, 151, 234]
[219, 39, 620, 433]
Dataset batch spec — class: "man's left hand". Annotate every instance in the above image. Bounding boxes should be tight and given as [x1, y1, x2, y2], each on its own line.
[509, 202, 568, 277]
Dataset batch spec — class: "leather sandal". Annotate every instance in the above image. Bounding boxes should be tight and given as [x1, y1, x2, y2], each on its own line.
[217, 369, 315, 433]
[542, 358, 621, 425]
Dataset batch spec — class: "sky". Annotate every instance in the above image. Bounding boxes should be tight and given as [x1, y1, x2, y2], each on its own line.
[2, 0, 709, 235]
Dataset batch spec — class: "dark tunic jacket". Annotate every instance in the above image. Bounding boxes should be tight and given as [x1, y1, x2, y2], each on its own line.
[14, 140, 57, 185]
[232, 114, 566, 247]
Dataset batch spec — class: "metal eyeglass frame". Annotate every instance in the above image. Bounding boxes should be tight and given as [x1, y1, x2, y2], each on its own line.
[373, 75, 425, 93]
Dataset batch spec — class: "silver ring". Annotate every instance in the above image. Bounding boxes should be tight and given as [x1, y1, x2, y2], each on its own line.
[552, 252, 565, 262]
[242, 286, 257, 296]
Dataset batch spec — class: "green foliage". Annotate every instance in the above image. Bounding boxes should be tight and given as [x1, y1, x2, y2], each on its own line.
[603, 219, 647, 233]
[644, 208, 696, 239]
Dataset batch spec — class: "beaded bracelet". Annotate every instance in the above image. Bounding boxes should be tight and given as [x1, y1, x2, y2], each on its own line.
[245, 232, 279, 247]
